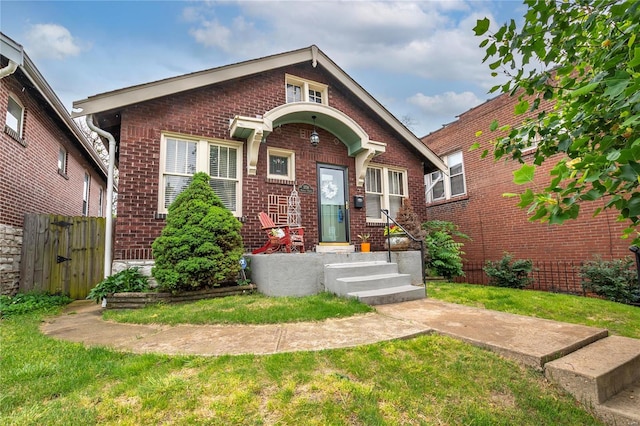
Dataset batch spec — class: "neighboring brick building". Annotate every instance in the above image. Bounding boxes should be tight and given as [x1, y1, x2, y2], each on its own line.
[421, 92, 632, 292]
[0, 33, 108, 295]
[72, 46, 446, 268]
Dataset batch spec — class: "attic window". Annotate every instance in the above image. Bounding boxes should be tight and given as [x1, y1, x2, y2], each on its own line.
[285, 74, 328, 105]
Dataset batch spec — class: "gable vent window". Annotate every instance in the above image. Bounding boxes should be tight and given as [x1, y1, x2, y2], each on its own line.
[285, 74, 328, 105]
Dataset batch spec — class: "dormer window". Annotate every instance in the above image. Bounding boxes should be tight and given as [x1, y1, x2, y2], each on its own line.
[285, 75, 328, 105]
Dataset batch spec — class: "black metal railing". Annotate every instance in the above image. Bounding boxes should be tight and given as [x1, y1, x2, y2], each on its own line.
[454, 260, 587, 295]
[381, 209, 426, 285]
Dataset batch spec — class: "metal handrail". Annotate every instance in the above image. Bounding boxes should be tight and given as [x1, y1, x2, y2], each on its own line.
[381, 209, 426, 286]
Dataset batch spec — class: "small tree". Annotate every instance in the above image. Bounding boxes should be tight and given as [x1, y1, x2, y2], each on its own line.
[422, 220, 469, 280]
[152, 172, 244, 292]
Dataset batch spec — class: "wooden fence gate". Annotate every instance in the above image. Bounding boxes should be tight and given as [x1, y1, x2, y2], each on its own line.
[20, 214, 106, 299]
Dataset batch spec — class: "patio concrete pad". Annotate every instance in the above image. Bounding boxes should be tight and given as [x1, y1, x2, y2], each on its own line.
[375, 298, 609, 369]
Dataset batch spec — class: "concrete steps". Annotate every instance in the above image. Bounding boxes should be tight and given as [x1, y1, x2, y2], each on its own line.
[324, 261, 425, 305]
[544, 335, 640, 425]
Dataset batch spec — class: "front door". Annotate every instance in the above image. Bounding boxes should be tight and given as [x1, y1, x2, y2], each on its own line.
[318, 164, 349, 243]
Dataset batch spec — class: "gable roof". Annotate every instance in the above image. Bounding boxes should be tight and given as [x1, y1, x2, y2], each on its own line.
[72, 45, 446, 173]
[1, 32, 108, 181]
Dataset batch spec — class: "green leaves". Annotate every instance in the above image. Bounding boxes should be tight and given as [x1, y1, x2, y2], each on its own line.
[473, 18, 490, 36]
[474, 0, 640, 245]
[513, 164, 535, 185]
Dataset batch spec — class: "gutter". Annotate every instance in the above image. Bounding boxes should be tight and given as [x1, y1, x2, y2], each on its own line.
[0, 60, 18, 79]
[87, 114, 116, 278]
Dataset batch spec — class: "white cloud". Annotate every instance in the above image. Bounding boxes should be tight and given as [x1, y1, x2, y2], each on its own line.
[25, 23, 84, 60]
[408, 90, 483, 116]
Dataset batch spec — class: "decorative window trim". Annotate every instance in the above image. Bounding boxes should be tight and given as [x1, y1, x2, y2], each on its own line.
[267, 147, 295, 181]
[426, 150, 466, 203]
[158, 132, 243, 216]
[285, 74, 328, 105]
[364, 164, 408, 223]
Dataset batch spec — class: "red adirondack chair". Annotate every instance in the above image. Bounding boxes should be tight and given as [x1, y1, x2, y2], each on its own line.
[252, 212, 304, 254]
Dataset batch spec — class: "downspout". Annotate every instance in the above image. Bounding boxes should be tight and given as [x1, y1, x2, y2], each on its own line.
[0, 60, 18, 79]
[86, 114, 116, 278]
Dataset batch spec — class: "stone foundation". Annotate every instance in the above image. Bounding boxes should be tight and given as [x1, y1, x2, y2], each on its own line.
[0, 224, 22, 296]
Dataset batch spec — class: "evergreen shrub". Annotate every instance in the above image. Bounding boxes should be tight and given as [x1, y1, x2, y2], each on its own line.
[579, 256, 639, 305]
[152, 172, 244, 292]
[484, 252, 533, 289]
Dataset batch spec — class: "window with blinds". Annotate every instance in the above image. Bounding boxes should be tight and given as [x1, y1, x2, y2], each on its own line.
[364, 165, 407, 222]
[159, 134, 242, 215]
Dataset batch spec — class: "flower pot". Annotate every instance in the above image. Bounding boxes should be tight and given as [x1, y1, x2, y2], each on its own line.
[360, 242, 371, 252]
[384, 235, 410, 251]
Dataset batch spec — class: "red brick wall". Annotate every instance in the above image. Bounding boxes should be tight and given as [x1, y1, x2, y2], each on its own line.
[0, 72, 107, 227]
[114, 63, 427, 258]
[422, 92, 631, 268]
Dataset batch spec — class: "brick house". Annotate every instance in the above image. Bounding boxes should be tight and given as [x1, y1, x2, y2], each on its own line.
[72, 45, 446, 271]
[1, 33, 108, 295]
[421, 92, 632, 292]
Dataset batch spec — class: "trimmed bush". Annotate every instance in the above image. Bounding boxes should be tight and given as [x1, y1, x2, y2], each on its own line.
[152, 172, 244, 292]
[484, 252, 533, 289]
[579, 256, 639, 305]
[422, 220, 468, 280]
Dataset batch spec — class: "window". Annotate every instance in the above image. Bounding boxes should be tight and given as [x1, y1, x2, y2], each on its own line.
[267, 148, 295, 181]
[285, 74, 328, 105]
[365, 165, 407, 221]
[82, 172, 90, 216]
[5, 94, 24, 140]
[426, 151, 466, 202]
[159, 134, 243, 216]
[58, 147, 68, 176]
[98, 188, 104, 217]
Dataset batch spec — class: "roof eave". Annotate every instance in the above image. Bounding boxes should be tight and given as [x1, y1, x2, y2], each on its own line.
[18, 52, 108, 180]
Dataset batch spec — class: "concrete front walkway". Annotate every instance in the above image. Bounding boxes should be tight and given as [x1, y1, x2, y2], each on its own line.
[43, 298, 604, 370]
[41, 298, 640, 425]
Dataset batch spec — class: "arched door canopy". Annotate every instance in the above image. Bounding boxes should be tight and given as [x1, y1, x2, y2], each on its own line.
[230, 103, 386, 186]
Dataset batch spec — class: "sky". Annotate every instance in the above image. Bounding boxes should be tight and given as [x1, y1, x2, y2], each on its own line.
[1, 0, 527, 137]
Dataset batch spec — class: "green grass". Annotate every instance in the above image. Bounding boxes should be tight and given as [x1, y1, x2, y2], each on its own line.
[103, 292, 374, 325]
[1, 307, 602, 425]
[428, 282, 640, 339]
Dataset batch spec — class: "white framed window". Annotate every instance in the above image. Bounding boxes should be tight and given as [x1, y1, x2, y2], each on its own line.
[158, 133, 243, 216]
[267, 148, 295, 181]
[285, 74, 328, 105]
[426, 151, 466, 202]
[98, 187, 104, 217]
[82, 172, 90, 216]
[58, 147, 68, 176]
[365, 165, 407, 222]
[5, 94, 24, 140]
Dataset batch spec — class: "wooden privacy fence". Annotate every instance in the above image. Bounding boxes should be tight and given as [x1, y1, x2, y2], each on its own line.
[20, 214, 106, 299]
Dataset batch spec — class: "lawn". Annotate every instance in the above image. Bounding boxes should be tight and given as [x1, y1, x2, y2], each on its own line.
[1, 286, 624, 425]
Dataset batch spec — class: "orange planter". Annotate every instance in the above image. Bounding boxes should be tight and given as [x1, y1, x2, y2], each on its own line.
[360, 242, 371, 252]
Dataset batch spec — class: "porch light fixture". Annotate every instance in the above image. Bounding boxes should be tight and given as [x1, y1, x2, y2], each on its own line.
[310, 115, 320, 147]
